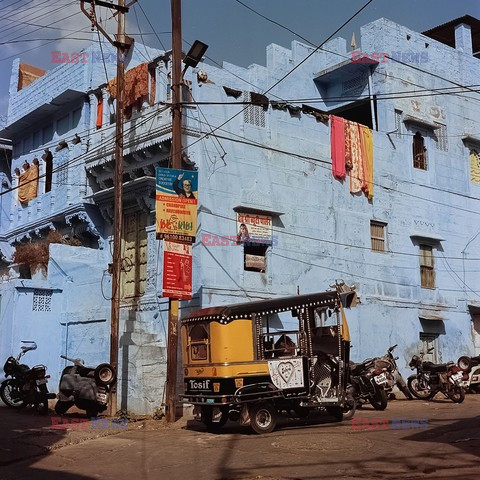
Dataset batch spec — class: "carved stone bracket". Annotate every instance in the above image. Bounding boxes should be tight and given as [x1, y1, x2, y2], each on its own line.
[65, 212, 105, 249]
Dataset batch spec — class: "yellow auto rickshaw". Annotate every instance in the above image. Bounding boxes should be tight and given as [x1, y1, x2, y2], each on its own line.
[181, 281, 359, 434]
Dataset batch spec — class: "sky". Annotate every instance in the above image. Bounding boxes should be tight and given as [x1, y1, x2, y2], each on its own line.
[1, 0, 479, 122]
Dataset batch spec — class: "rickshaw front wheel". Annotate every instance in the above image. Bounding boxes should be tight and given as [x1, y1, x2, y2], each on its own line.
[249, 403, 277, 434]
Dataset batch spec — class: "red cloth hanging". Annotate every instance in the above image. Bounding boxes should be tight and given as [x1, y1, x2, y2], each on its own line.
[331, 115, 346, 179]
[96, 96, 103, 129]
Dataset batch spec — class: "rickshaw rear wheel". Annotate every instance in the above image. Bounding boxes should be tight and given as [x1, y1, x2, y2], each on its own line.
[201, 407, 228, 433]
[249, 403, 277, 434]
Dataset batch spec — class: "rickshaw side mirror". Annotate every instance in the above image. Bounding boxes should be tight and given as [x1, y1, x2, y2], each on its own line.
[340, 291, 357, 308]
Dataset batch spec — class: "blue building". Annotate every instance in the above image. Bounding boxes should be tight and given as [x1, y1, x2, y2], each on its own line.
[1, 16, 480, 414]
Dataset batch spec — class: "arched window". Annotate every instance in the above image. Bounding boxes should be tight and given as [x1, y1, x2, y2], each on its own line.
[413, 131, 427, 170]
[42, 150, 53, 193]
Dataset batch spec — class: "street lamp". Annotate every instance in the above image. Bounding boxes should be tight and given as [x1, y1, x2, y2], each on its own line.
[183, 40, 208, 69]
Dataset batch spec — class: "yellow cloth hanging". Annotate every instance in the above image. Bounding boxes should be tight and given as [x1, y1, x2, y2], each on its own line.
[18, 164, 39, 203]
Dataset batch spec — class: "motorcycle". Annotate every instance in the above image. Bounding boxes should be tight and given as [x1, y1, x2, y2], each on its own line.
[408, 347, 467, 403]
[0, 341, 56, 414]
[370, 344, 412, 400]
[349, 359, 388, 410]
[55, 355, 117, 417]
[457, 354, 480, 393]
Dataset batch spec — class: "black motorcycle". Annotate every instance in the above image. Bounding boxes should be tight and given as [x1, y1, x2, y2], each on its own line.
[0, 341, 56, 415]
[408, 347, 466, 403]
[371, 345, 412, 400]
[349, 359, 388, 410]
[55, 355, 116, 417]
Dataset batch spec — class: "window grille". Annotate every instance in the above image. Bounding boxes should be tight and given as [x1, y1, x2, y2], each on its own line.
[370, 221, 386, 252]
[413, 132, 427, 170]
[56, 159, 68, 186]
[435, 123, 448, 151]
[33, 289, 52, 312]
[394, 109, 402, 138]
[243, 91, 265, 127]
[419, 245, 435, 289]
[342, 75, 367, 92]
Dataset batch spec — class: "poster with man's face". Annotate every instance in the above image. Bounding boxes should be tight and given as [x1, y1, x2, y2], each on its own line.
[156, 168, 198, 242]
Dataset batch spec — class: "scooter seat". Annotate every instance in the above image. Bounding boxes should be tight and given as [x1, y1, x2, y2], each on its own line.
[423, 362, 447, 373]
[60, 373, 80, 391]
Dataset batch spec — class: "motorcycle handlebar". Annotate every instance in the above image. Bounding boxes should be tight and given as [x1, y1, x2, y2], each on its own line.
[388, 344, 398, 352]
[60, 355, 84, 366]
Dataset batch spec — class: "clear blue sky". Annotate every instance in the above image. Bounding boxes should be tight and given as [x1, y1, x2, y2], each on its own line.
[1, 0, 479, 121]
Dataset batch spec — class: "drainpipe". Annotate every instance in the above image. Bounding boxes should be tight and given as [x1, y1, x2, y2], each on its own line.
[367, 68, 377, 131]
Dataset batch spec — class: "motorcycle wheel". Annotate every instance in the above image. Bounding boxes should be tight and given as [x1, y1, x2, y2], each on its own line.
[0, 379, 27, 409]
[55, 400, 74, 415]
[369, 384, 388, 410]
[407, 376, 432, 400]
[447, 386, 465, 404]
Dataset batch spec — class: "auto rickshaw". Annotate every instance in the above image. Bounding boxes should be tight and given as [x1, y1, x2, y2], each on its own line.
[181, 281, 359, 434]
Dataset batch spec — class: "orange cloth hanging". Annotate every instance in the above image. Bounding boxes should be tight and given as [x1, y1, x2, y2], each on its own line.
[331, 115, 346, 180]
[108, 63, 149, 109]
[348, 121, 365, 194]
[18, 164, 39, 203]
[96, 96, 103, 128]
[360, 125, 374, 199]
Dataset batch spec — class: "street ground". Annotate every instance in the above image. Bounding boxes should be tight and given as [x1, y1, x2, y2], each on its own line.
[0, 395, 479, 480]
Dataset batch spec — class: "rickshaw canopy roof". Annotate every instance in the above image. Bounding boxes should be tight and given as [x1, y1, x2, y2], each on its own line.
[182, 290, 342, 324]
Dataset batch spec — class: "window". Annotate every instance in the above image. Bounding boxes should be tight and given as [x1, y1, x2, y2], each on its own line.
[188, 324, 209, 361]
[394, 109, 402, 138]
[32, 131, 41, 150]
[419, 332, 438, 363]
[435, 123, 448, 151]
[470, 149, 480, 185]
[72, 108, 82, 130]
[244, 244, 268, 272]
[419, 244, 435, 289]
[370, 221, 386, 252]
[413, 131, 427, 170]
[42, 124, 53, 144]
[33, 289, 52, 312]
[243, 91, 265, 127]
[43, 150, 53, 193]
[56, 114, 70, 136]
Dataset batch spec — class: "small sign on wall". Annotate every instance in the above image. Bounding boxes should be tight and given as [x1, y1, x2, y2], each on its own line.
[162, 241, 192, 299]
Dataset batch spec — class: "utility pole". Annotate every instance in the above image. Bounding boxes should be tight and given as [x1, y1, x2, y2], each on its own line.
[80, 0, 132, 416]
[165, 0, 182, 423]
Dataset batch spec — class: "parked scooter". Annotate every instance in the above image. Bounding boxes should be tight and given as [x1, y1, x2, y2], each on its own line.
[371, 344, 413, 400]
[457, 354, 480, 393]
[55, 355, 116, 417]
[349, 359, 388, 410]
[0, 341, 56, 414]
[408, 347, 467, 403]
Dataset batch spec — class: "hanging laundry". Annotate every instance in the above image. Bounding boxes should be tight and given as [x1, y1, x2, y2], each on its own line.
[349, 121, 365, 194]
[96, 96, 103, 129]
[108, 63, 149, 110]
[18, 163, 39, 203]
[360, 125, 374, 199]
[330, 115, 346, 180]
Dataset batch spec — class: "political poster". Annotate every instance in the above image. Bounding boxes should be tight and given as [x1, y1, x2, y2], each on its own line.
[162, 241, 192, 299]
[156, 167, 198, 243]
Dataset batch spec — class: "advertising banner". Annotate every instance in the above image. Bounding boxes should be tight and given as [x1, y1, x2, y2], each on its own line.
[236, 212, 272, 244]
[162, 241, 192, 299]
[156, 167, 198, 243]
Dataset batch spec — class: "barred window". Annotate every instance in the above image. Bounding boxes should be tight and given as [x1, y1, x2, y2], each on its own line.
[370, 221, 386, 252]
[394, 109, 402, 138]
[435, 123, 448, 151]
[56, 159, 68, 186]
[33, 289, 52, 312]
[243, 91, 265, 127]
[419, 245, 435, 289]
[413, 132, 427, 170]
